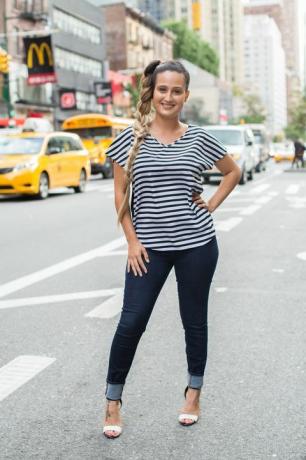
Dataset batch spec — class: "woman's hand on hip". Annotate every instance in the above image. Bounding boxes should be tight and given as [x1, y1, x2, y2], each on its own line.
[127, 239, 150, 276]
[192, 192, 215, 213]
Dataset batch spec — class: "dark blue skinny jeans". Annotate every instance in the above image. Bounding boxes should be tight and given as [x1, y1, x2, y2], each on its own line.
[105, 236, 219, 400]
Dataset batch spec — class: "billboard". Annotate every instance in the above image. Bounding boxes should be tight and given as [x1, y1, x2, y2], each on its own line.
[23, 35, 57, 85]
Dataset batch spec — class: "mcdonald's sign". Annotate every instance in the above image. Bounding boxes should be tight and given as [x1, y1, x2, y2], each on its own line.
[23, 35, 57, 85]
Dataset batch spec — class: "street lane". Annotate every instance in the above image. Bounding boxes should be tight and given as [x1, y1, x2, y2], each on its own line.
[0, 162, 306, 459]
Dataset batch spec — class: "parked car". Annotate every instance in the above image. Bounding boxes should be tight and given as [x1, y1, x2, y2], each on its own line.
[246, 124, 270, 172]
[202, 125, 257, 185]
[0, 132, 90, 199]
[271, 141, 295, 162]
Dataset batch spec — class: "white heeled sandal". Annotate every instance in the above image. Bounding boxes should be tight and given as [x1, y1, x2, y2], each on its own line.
[103, 398, 123, 439]
[178, 386, 200, 426]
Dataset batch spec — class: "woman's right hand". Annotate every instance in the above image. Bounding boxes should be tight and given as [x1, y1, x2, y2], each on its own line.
[127, 239, 150, 276]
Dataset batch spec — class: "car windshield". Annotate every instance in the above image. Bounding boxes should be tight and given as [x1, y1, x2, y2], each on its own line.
[0, 137, 44, 155]
[65, 127, 112, 139]
[206, 129, 243, 145]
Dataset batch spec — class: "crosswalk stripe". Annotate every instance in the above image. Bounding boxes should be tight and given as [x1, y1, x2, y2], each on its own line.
[0, 356, 55, 402]
[85, 289, 123, 319]
[0, 237, 126, 299]
[239, 205, 261, 216]
[249, 184, 271, 194]
[214, 217, 243, 232]
[285, 184, 300, 194]
[0, 289, 120, 310]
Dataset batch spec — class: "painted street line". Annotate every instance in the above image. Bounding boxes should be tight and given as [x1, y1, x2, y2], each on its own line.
[0, 356, 55, 403]
[285, 184, 300, 195]
[297, 252, 306, 261]
[0, 237, 126, 299]
[214, 217, 243, 232]
[0, 289, 119, 310]
[215, 207, 245, 213]
[272, 269, 285, 273]
[239, 205, 261, 216]
[249, 184, 271, 194]
[215, 287, 228, 293]
[85, 289, 123, 319]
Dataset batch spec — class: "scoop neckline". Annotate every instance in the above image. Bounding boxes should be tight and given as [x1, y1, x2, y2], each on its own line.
[147, 124, 191, 147]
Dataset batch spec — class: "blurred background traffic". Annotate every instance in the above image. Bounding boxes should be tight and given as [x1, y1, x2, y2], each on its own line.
[0, 0, 305, 198]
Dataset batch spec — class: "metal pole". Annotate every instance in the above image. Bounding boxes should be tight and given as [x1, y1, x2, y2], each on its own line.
[2, 7, 14, 118]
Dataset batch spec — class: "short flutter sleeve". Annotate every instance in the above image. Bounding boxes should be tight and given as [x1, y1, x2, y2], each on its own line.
[105, 126, 134, 168]
[199, 128, 227, 170]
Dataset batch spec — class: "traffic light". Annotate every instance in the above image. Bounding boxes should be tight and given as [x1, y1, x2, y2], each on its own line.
[0, 49, 11, 74]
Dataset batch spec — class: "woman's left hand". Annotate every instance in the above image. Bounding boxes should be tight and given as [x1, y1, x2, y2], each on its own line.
[192, 192, 215, 213]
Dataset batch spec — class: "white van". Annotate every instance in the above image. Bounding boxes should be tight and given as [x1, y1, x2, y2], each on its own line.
[202, 125, 257, 185]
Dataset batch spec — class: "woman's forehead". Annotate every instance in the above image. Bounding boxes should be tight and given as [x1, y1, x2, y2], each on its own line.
[155, 71, 186, 87]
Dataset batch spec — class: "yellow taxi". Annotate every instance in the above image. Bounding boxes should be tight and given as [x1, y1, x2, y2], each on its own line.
[0, 132, 90, 199]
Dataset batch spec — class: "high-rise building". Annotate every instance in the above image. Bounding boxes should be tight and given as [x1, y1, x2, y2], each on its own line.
[244, 14, 287, 134]
[244, 0, 304, 111]
[136, 0, 194, 28]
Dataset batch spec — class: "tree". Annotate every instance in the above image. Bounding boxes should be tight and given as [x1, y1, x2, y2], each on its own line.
[162, 21, 219, 76]
[285, 94, 306, 141]
[238, 93, 266, 124]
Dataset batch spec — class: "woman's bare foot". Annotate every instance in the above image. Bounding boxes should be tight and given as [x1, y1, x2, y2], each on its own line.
[180, 387, 201, 425]
[103, 400, 122, 438]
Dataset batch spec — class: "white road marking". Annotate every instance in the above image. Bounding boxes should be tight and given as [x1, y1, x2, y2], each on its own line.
[240, 205, 261, 216]
[272, 269, 284, 273]
[215, 287, 228, 293]
[249, 184, 271, 194]
[285, 184, 300, 194]
[215, 207, 244, 213]
[214, 217, 243, 232]
[0, 356, 55, 403]
[0, 289, 120, 310]
[297, 252, 306, 261]
[0, 237, 126, 299]
[85, 289, 123, 319]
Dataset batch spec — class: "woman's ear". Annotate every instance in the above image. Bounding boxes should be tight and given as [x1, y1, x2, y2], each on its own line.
[184, 90, 190, 102]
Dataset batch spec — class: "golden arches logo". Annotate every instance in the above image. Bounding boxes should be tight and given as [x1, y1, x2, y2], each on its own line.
[27, 43, 53, 68]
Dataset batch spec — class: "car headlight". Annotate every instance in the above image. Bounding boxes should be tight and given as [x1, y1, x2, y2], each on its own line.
[230, 153, 241, 160]
[14, 159, 38, 171]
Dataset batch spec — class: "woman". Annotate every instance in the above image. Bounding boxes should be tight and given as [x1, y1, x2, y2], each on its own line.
[103, 60, 241, 439]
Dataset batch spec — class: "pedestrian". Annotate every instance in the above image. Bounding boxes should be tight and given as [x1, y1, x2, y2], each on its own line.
[292, 138, 305, 168]
[103, 60, 241, 439]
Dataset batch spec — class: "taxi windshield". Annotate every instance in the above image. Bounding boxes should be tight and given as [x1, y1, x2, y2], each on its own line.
[0, 137, 44, 154]
[207, 129, 243, 146]
[66, 127, 112, 139]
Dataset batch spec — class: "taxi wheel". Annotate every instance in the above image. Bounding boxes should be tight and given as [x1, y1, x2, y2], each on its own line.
[37, 172, 49, 199]
[73, 169, 87, 193]
[102, 157, 113, 179]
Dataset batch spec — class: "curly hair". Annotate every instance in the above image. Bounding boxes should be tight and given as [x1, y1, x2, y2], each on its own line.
[117, 60, 190, 224]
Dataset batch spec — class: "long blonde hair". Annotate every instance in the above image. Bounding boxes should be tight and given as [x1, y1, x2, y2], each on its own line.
[117, 59, 190, 224]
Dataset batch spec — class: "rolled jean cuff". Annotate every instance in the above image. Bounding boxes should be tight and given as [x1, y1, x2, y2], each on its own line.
[105, 382, 124, 400]
[188, 373, 203, 389]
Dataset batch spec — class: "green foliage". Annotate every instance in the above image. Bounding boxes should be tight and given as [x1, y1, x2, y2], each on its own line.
[162, 21, 219, 77]
[285, 94, 306, 141]
[236, 93, 266, 124]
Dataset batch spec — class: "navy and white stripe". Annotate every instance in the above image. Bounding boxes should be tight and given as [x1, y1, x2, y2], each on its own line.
[106, 124, 227, 251]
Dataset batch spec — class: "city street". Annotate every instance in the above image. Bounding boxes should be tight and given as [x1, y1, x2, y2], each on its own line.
[0, 161, 305, 459]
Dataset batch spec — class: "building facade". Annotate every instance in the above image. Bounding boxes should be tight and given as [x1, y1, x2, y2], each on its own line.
[101, 2, 173, 72]
[0, 0, 106, 126]
[244, 14, 287, 134]
[244, 0, 304, 112]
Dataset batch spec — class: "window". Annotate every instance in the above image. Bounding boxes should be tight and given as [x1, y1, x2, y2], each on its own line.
[55, 47, 102, 78]
[53, 8, 101, 44]
[67, 137, 83, 151]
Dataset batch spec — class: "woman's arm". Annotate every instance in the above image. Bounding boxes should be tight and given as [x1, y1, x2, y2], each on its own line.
[113, 162, 150, 276]
[192, 154, 241, 212]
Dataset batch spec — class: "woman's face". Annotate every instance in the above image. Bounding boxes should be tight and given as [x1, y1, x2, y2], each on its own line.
[152, 71, 189, 119]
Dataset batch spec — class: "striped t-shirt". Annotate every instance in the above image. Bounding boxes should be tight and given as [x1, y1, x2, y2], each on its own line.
[106, 124, 227, 251]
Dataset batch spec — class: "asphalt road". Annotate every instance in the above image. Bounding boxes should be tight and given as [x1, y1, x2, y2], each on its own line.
[0, 161, 305, 460]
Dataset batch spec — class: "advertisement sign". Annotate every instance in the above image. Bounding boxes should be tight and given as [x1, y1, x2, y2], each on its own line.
[59, 89, 77, 110]
[23, 35, 57, 85]
[94, 81, 112, 104]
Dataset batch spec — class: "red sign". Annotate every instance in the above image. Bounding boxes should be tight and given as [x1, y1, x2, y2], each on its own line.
[59, 90, 77, 110]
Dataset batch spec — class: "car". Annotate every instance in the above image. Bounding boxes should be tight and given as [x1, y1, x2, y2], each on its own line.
[246, 124, 270, 172]
[0, 132, 90, 199]
[202, 125, 257, 185]
[271, 141, 295, 162]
